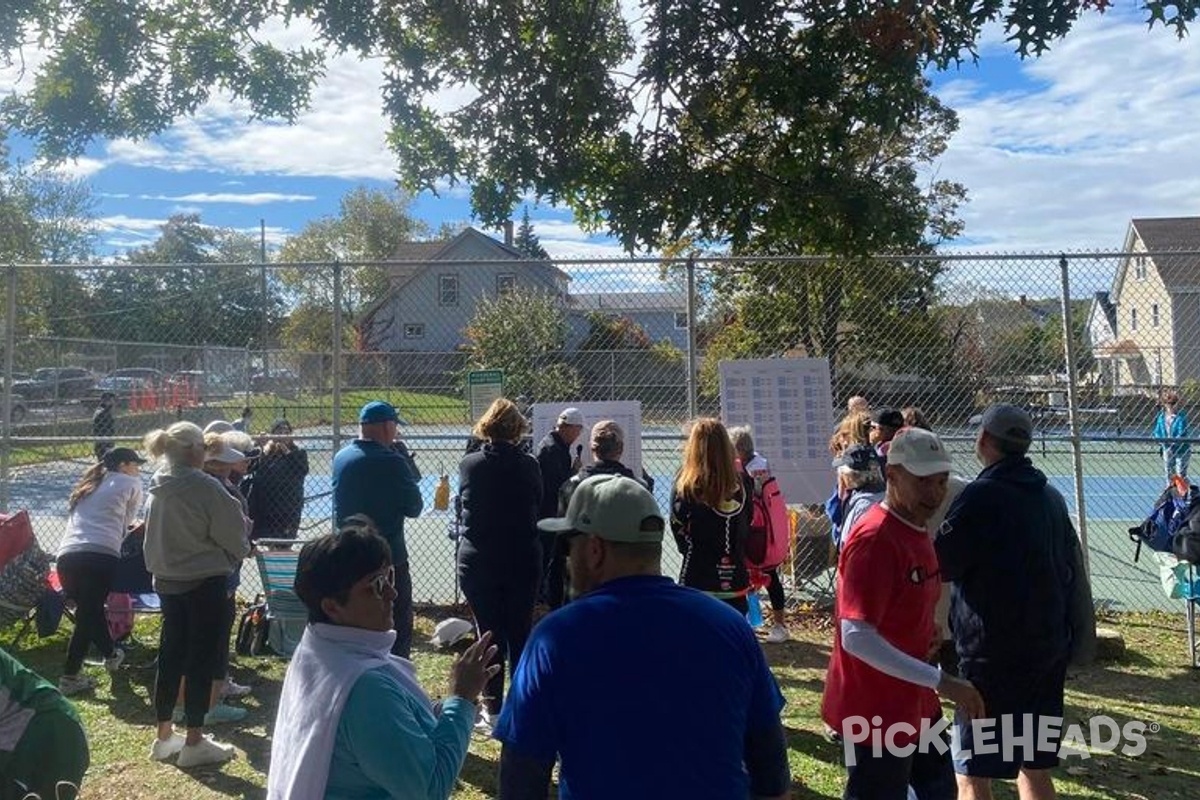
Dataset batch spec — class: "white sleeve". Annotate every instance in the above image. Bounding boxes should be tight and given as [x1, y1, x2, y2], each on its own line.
[841, 618, 941, 689]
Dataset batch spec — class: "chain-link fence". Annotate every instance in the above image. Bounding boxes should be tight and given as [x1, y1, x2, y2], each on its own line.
[1, 249, 1194, 613]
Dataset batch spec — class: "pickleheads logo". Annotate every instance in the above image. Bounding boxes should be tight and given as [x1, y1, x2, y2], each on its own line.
[840, 715, 1154, 766]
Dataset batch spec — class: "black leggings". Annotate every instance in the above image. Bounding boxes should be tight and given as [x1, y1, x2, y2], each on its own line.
[765, 567, 786, 612]
[154, 576, 228, 728]
[457, 543, 541, 715]
[57, 551, 119, 675]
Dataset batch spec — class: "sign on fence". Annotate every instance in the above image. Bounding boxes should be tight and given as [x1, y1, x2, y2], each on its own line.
[466, 369, 505, 421]
[719, 358, 835, 505]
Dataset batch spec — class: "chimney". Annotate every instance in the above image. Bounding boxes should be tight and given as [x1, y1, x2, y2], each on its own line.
[504, 220, 514, 246]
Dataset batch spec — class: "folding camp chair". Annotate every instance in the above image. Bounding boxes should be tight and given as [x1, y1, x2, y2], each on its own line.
[1, 511, 54, 637]
[252, 539, 308, 657]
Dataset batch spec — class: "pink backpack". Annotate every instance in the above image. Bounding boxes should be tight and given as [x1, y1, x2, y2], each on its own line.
[745, 476, 791, 571]
[106, 592, 135, 642]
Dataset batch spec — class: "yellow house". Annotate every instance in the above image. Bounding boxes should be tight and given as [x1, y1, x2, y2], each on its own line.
[1099, 217, 1200, 390]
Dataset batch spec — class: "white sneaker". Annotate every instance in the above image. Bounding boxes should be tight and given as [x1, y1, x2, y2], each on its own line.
[104, 648, 126, 673]
[58, 674, 96, 696]
[473, 707, 494, 735]
[149, 732, 186, 762]
[220, 677, 252, 699]
[764, 624, 790, 644]
[176, 735, 236, 768]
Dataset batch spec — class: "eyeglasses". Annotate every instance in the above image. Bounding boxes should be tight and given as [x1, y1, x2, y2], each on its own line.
[366, 566, 396, 599]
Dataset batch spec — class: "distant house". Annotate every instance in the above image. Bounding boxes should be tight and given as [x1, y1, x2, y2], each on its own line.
[1098, 217, 1200, 390]
[1084, 291, 1119, 387]
[357, 227, 687, 353]
[569, 291, 689, 350]
[358, 228, 569, 353]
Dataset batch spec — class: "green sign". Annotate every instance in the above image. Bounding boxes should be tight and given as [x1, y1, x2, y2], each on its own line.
[467, 370, 505, 421]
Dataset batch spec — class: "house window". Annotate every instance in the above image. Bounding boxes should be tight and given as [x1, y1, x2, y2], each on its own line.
[674, 311, 688, 330]
[404, 324, 425, 339]
[496, 273, 516, 296]
[1131, 308, 1138, 331]
[439, 275, 459, 307]
[1135, 256, 1147, 280]
[1152, 303, 1160, 328]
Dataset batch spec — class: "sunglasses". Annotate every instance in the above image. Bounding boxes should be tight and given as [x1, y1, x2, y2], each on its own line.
[366, 566, 396, 599]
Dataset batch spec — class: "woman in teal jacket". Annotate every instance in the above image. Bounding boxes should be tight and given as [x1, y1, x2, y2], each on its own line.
[1153, 390, 1190, 482]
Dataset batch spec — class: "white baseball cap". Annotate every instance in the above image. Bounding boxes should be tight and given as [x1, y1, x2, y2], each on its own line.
[557, 407, 584, 426]
[206, 441, 246, 464]
[886, 427, 953, 477]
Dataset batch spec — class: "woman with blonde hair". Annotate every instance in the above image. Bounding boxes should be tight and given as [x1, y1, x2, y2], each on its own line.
[55, 447, 146, 695]
[828, 410, 871, 456]
[455, 397, 543, 729]
[142, 421, 249, 768]
[671, 418, 753, 613]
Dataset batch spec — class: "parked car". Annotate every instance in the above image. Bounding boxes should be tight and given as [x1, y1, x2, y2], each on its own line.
[106, 367, 165, 388]
[12, 367, 97, 401]
[0, 380, 29, 423]
[87, 376, 154, 403]
[250, 368, 300, 396]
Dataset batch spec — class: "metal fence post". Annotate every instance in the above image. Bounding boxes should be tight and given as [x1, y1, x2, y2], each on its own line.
[1, 264, 15, 511]
[685, 258, 698, 419]
[1059, 255, 1091, 576]
[332, 260, 344, 453]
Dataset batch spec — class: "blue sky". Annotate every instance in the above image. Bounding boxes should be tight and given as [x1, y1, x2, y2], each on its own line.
[2, 9, 1198, 269]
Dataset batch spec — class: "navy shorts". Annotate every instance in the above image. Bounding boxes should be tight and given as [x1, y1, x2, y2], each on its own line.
[953, 660, 1068, 778]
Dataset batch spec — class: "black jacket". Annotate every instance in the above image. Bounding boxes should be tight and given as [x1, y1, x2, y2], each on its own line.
[245, 446, 309, 539]
[534, 431, 575, 519]
[670, 473, 753, 595]
[937, 455, 1092, 670]
[92, 406, 115, 440]
[557, 459, 654, 515]
[458, 441, 543, 559]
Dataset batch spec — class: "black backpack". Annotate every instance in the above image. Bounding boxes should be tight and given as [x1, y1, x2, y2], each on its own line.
[235, 597, 271, 656]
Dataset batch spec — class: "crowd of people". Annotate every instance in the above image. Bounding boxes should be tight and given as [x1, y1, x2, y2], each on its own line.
[2, 392, 1102, 800]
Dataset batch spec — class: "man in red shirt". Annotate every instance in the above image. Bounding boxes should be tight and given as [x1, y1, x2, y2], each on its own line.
[823, 426, 985, 799]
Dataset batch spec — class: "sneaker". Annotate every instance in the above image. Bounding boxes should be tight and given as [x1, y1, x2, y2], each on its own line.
[204, 703, 248, 725]
[58, 674, 96, 696]
[104, 648, 126, 674]
[219, 677, 252, 699]
[176, 735, 236, 768]
[473, 707, 494, 735]
[149, 732, 186, 762]
[764, 624, 790, 644]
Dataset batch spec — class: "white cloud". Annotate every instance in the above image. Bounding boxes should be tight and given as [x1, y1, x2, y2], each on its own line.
[96, 215, 167, 235]
[31, 156, 107, 179]
[140, 192, 316, 205]
[930, 15, 1200, 255]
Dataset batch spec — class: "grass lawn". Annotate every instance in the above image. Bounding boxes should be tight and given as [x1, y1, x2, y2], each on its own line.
[3, 607, 1198, 799]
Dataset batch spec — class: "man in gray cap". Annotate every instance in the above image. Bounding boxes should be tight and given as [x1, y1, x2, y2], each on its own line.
[937, 404, 1095, 800]
[495, 475, 790, 799]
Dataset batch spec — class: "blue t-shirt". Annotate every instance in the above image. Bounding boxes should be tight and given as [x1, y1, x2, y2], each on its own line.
[331, 439, 423, 562]
[493, 575, 785, 799]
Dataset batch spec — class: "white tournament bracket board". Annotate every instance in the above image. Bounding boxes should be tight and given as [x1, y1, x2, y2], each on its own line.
[531, 401, 643, 478]
[718, 358, 834, 504]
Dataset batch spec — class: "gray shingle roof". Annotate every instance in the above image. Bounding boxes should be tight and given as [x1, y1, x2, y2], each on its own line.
[570, 291, 687, 312]
[1131, 217, 1200, 290]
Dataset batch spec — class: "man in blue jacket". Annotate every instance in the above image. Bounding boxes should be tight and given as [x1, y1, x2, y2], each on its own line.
[332, 400, 424, 656]
[937, 404, 1094, 800]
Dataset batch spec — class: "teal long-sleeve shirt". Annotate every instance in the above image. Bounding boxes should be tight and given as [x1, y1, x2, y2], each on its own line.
[325, 666, 475, 800]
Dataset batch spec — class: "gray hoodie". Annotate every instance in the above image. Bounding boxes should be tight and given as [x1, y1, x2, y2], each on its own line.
[143, 465, 250, 592]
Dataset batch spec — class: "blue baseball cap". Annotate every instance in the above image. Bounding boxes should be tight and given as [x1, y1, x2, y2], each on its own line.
[359, 400, 400, 424]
